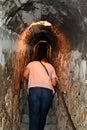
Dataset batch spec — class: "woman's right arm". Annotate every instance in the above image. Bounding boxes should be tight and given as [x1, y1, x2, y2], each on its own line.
[51, 77, 58, 87]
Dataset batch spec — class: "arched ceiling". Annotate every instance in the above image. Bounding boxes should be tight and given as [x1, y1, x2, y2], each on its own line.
[1, 0, 87, 50]
[3, 0, 81, 34]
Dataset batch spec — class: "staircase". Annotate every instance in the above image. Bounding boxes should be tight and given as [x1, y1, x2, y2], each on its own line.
[19, 95, 57, 130]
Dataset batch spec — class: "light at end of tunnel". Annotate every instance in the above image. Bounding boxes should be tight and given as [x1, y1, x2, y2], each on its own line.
[43, 21, 52, 26]
[29, 21, 52, 28]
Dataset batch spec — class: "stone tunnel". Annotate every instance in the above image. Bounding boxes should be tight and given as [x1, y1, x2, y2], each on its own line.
[0, 0, 87, 130]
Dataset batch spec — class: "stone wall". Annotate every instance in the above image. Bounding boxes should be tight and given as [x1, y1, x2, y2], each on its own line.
[0, 28, 18, 130]
[53, 49, 87, 130]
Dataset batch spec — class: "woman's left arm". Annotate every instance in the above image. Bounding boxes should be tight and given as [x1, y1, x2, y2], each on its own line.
[23, 67, 30, 79]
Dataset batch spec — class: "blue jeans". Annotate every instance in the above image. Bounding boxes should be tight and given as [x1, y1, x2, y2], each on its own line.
[28, 87, 53, 130]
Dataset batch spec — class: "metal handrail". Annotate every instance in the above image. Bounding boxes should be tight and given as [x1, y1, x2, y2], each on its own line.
[56, 89, 76, 130]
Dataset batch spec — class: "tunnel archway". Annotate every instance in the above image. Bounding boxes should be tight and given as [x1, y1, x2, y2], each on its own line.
[15, 20, 72, 130]
[33, 40, 52, 61]
[17, 20, 71, 62]
[16, 21, 61, 130]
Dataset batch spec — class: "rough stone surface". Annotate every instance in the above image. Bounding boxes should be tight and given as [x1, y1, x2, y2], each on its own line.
[0, 0, 87, 130]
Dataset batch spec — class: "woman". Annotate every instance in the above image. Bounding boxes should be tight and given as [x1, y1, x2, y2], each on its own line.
[23, 56, 58, 130]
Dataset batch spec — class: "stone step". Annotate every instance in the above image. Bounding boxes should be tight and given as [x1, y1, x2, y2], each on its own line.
[22, 114, 29, 124]
[45, 124, 57, 130]
[21, 113, 57, 124]
[19, 123, 29, 130]
[46, 115, 57, 124]
[19, 122, 57, 130]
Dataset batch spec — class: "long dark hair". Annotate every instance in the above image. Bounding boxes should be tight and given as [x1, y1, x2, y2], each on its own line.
[37, 55, 49, 62]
